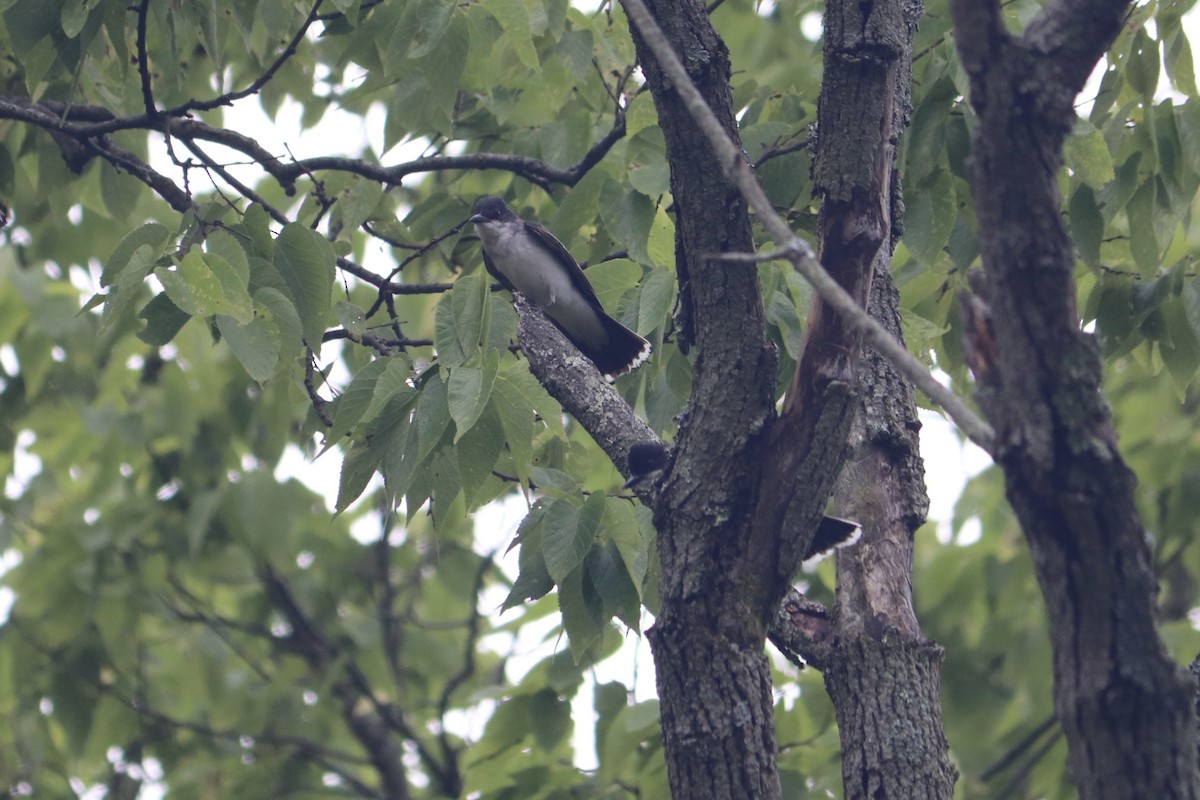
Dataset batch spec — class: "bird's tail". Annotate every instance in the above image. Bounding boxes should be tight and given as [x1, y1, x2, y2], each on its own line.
[584, 316, 651, 381]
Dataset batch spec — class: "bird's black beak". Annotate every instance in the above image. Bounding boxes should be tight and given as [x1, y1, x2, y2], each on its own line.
[469, 214, 486, 224]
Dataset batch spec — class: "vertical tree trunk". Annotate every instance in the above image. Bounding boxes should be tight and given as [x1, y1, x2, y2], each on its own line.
[813, 1, 956, 794]
[949, 2, 1199, 797]
[623, 1, 784, 796]
[824, 273, 957, 800]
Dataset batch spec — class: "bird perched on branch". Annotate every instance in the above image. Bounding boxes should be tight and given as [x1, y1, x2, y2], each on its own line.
[470, 196, 651, 381]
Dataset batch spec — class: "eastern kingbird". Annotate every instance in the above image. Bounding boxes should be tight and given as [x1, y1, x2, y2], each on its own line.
[470, 196, 651, 380]
[623, 441, 860, 562]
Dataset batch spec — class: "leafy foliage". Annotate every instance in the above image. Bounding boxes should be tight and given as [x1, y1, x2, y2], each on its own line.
[0, 0, 1197, 797]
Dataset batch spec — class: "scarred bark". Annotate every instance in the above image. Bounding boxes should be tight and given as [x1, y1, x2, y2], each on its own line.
[782, 0, 956, 793]
[825, 269, 957, 800]
[949, 1, 1200, 797]
[616, 0, 947, 797]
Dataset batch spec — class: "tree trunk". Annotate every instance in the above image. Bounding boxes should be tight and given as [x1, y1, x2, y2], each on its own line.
[950, 2, 1200, 797]
[825, 272, 957, 800]
[623, 1, 785, 796]
[813, 0, 956, 791]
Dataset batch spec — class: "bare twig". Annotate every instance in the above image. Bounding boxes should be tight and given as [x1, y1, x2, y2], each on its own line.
[134, 0, 156, 117]
[305, 352, 334, 427]
[169, 0, 327, 118]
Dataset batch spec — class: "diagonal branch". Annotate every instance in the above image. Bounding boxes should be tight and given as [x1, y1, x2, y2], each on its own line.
[620, 0, 993, 456]
[515, 296, 659, 481]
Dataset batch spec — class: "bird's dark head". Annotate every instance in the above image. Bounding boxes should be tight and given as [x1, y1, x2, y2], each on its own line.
[470, 196, 518, 225]
[624, 440, 670, 489]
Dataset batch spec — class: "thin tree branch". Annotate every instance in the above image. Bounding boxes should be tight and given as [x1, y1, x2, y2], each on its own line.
[8, 614, 376, 773]
[134, 0, 156, 117]
[164, 0, 326, 117]
[620, 0, 995, 455]
[260, 565, 416, 799]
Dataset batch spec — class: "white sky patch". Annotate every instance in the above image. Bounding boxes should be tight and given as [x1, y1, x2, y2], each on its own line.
[800, 11, 822, 41]
[0, 549, 23, 625]
[919, 409, 989, 545]
[5, 430, 42, 500]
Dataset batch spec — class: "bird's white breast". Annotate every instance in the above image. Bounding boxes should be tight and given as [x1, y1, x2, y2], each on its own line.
[476, 222, 607, 344]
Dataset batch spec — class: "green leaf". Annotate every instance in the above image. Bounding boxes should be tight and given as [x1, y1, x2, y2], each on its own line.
[627, 92, 658, 135]
[337, 177, 385, 237]
[904, 168, 956, 266]
[637, 267, 675, 335]
[102, 243, 161, 332]
[204, 251, 254, 323]
[427, 448, 464, 525]
[413, 370, 453, 464]
[492, 373, 536, 481]
[434, 272, 488, 369]
[599, 180, 654, 265]
[420, 14, 470, 118]
[1183, 276, 1200, 338]
[767, 286, 805, 359]
[543, 492, 604, 584]
[498, 362, 565, 439]
[336, 439, 383, 513]
[154, 251, 227, 319]
[1160, 297, 1200, 393]
[1165, 27, 1198, 96]
[333, 300, 368, 338]
[101, 223, 171, 287]
[254, 287, 303, 356]
[558, 563, 606, 662]
[1098, 151, 1144, 224]
[4, 0, 60, 62]
[274, 223, 335, 352]
[240, 204, 275, 259]
[529, 689, 572, 751]
[1069, 184, 1104, 268]
[647, 205, 675, 270]
[215, 313, 280, 382]
[137, 292, 190, 345]
[99, 162, 140, 221]
[448, 349, 500, 441]
[585, 258, 642, 313]
[503, 502, 555, 610]
[362, 356, 416, 425]
[324, 359, 391, 453]
[1175, 100, 1200, 176]
[403, 0, 457, 60]
[456, 404, 506, 508]
[1127, 28, 1160, 97]
[482, 0, 539, 71]
[1065, 121, 1115, 188]
[586, 539, 641, 631]
[551, 169, 608, 249]
[206, 228, 250, 279]
[607, 497, 648, 590]
[1127, 180, 1162, 277]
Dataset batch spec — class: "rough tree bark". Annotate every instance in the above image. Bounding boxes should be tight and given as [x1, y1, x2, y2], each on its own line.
[822, 272, 957, 800]
[621, 2, 784, 796]
[787, 0, 957, 795]
[606, 0, 953, 797]
[949, 1, 1200, 797]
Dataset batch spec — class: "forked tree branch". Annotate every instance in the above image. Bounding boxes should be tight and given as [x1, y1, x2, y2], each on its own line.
[620, 0, 996, 456]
